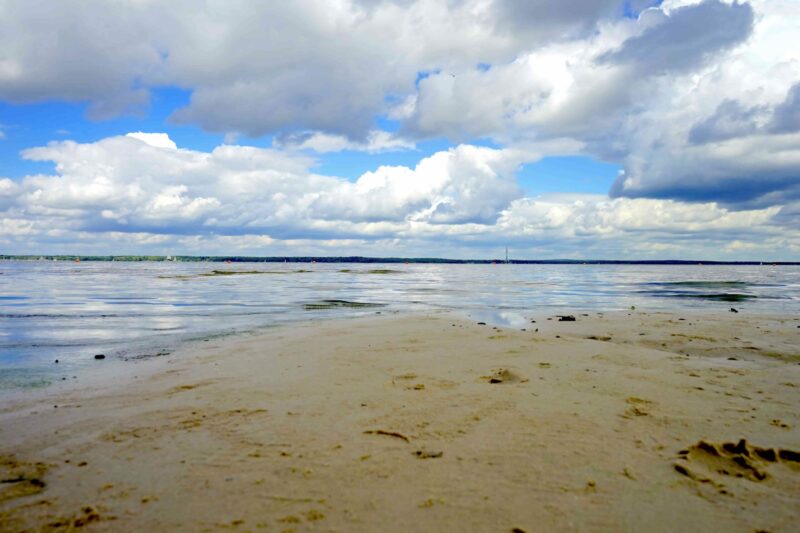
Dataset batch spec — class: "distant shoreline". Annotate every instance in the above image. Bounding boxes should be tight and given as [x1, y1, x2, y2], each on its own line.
[2, 255, 799, 265]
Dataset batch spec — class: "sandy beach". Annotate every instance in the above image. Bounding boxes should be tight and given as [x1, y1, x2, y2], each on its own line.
[1, 310, 799, 532]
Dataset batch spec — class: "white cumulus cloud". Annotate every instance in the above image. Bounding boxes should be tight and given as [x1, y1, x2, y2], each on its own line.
[1, 133, 796, 259]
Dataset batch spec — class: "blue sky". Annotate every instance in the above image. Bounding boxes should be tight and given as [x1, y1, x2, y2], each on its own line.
[0, 0, 798, 259]
[1, 94, 620, 194]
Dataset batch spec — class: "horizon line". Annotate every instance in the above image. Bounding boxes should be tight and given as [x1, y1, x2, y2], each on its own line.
[1, 255, 798, 266]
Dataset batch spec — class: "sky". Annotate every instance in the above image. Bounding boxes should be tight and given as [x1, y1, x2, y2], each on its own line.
[0, 0, 799, 260]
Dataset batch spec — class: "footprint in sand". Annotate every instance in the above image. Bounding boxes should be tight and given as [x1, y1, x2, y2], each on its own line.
[621, 397, 653, 418]
[674, 439, 800, 492]
[0, 455, 48, 504]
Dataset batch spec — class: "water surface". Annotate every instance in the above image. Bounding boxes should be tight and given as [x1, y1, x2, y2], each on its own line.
[2, 261, 798, 387]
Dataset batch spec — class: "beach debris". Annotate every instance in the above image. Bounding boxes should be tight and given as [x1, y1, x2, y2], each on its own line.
[363, 430, 410, 442]
[487, 368, 525, 384]
[477, 322, 487, 325]
[557, 315, 576, 321]
[122, 349, 170, 361]
[54, 359, 59, 363]
[730, 307, 739, 313]
[93, 354, 106, 360]
[413, 450, 443, 459]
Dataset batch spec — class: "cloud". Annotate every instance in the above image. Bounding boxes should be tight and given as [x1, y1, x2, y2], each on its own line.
[10, 133, 523, 236]
[491, 0, 623, 40]
[126, 132, 178, 150]
[768, 82, 800, 133]
[688, 99, 765, 144]
[0, 0, 692, 140]
[0, 0, 622, 138]
[1, 0, 799, 226]
[1, 133, 797, 259]
[0, 1, 162, 118]
[404, 1, 756, 143]
[274, 130, 414, 153]
[610, 131, 800, 205]
[597, 0, 754, 75]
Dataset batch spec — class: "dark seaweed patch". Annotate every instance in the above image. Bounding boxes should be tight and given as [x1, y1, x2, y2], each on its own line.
[636, 280, 768, 302]
[338, 269, 402, 274]
[646, 281, 751, 288]
[159, 269, 312, 279]
[303, 300, 387, 310]
[643, 292, 758, 302]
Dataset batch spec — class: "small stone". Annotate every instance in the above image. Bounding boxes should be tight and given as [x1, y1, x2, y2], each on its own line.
[558, 315, 576, 322]
[94, 354, 106, 360]
[730, 307, 739, 313]
[414, 450, 443, 459]
[54, 359, 59, 363]
[477, 322, 486, 325]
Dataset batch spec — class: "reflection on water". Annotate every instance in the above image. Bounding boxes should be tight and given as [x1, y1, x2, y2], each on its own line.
[1, 261, 799, 382]
[467, 310, 530, 328]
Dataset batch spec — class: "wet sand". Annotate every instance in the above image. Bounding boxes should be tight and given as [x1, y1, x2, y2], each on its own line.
[1, 311, 799, 532]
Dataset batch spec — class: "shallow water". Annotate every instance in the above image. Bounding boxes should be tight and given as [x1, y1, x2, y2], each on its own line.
[1, 261, 798, 386]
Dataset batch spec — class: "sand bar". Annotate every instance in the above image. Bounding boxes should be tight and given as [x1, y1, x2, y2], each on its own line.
[1, 310, 799, 532]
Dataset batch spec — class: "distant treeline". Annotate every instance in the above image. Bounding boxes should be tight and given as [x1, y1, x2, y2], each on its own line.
[1, 255, 798, 265]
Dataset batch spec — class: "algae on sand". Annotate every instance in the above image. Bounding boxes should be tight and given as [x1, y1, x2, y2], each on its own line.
[204, 269, 314, 276]
[160, 269, 313, 279]
[303, 299, 386, 310]
[338, 269, 402, 274]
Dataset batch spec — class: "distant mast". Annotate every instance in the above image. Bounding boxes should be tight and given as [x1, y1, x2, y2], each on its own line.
[505, 247, 509, 264]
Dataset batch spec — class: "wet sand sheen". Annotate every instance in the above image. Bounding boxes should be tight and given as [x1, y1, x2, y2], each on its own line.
[1, 311, 799, 532]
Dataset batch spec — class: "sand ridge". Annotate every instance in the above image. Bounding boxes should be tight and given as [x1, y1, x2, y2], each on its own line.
[0, 310, 798, 532]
